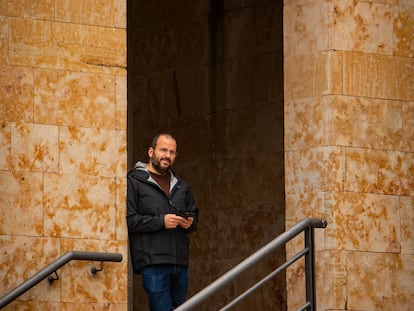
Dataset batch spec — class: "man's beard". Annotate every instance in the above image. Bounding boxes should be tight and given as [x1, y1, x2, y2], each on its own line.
[150, 157, 171, 175]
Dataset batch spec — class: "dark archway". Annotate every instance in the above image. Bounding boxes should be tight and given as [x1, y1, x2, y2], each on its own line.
[127, 1, 285, 309]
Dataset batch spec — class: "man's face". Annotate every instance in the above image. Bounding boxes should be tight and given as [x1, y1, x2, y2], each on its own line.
[148, 135, 177, 174]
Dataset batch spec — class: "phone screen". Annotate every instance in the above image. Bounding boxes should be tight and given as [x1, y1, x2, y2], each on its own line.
[183, 211, 195, 218]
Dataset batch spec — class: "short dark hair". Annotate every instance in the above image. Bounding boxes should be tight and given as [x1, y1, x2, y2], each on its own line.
[151, 133, 176, 149]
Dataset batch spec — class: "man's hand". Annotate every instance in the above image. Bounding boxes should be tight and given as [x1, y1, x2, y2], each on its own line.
[178, 216, 194, 229]
[164, 214, 193, 229]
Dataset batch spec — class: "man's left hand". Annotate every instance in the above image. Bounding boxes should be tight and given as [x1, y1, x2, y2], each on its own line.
[178, 217, 194, 229]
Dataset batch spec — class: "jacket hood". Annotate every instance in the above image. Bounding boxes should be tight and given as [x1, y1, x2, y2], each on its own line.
[131, 161, 178, 190]
[133, 161, 147, 171]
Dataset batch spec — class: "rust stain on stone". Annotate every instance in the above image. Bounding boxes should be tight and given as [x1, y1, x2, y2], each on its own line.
[80, 55, 126, 69]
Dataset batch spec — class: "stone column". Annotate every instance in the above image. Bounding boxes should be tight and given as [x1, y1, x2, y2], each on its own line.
[0, 1, 128, 309]
[284, 0, 414, 310]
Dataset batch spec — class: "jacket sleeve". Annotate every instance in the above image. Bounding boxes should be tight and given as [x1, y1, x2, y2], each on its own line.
[126, 174, 165, 233]
[183, 187, 199, 234]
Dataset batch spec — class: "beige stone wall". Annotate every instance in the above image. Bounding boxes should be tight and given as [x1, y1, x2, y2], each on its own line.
[1, 0, 413, 310]
[0, 0, 128, 310]
[284, 0, 414, 310]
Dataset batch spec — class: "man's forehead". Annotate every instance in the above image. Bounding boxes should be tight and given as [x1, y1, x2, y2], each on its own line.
[157, 135, 176, 147]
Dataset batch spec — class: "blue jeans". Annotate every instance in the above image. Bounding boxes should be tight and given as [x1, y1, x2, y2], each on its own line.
[141, 264, 188, 311]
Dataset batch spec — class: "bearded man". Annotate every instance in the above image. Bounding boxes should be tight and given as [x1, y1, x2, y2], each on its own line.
[127, 133, 199, 311]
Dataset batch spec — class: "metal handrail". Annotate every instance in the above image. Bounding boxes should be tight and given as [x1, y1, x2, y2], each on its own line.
[0, 251, 123, 309]
[175, 218, 327, 311]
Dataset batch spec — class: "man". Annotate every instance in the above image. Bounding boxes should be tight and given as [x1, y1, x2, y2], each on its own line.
[127, 133, 199, 311]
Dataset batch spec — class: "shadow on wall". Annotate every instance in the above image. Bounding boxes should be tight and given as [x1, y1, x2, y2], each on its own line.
[127, 0, 285, 310]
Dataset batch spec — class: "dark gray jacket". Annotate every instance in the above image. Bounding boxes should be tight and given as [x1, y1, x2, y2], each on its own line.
[127, 161, 198, 273]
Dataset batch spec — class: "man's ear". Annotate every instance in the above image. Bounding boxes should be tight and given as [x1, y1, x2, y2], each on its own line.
[148, 147, 154, 158]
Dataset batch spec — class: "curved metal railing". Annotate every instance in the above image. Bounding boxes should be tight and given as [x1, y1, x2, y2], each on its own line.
[0, 251, 123, 309]
[175, 218, 327, 311]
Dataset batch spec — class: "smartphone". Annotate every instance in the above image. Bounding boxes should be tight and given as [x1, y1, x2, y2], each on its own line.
[181, 211, 196, 219]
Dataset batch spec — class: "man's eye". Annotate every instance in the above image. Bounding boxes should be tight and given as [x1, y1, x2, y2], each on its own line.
[158, 148, 177, 156]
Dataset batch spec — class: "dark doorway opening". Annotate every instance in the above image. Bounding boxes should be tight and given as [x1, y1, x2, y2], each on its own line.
[127, 1, 285, 310]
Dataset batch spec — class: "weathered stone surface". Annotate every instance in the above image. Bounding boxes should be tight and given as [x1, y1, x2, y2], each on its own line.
[0, 0, 127, 308]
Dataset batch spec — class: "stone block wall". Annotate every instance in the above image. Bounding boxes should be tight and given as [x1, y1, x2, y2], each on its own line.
[0, 0, 128, 309]
[284, 0, 414, 310]
[1, 0, 412, 310]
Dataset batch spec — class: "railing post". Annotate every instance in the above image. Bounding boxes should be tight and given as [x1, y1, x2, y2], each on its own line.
[304, 225, 316, 311]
